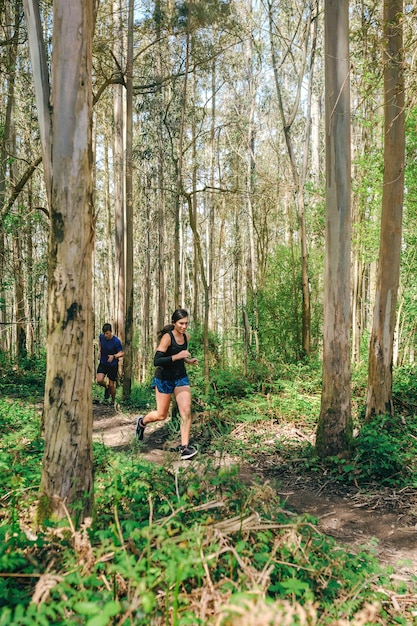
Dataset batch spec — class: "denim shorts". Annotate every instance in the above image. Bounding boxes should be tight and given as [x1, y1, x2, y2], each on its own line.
[152, 376, 190, 394]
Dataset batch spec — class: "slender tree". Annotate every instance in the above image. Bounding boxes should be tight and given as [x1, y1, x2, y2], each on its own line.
[123, 0, 134, 400]
[316, 0, 353, 458]
[366, 0, 405, 419]
[350, 0, 383, 363]
[113, 0, 125, 340]
[1, 0, 22, 355]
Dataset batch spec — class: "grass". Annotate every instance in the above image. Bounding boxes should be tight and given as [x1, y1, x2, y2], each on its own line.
[1, 362, 417, 624]
[0, 438, 402, 624]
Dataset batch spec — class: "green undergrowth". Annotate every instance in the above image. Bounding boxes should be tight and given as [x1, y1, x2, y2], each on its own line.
[0, 355, 45, 401]
[1, 398, 417, 624]
[2, 362, 417, 623]
[199, 393, 417, 489]
[181, 361, 417, 490]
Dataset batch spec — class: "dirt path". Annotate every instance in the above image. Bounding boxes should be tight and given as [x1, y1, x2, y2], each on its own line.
[279, 482, 417, 575]
[93, 404, 417, 578]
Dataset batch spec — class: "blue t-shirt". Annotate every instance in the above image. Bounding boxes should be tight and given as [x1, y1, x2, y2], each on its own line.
[99, 334, 123, 368]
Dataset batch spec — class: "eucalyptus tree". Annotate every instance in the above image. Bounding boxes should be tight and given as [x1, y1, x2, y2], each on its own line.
[389, 3, 417, 366]
[0, 0, 22, 356]
[366, 0, 405, 419]
[153, 0, 169, 335]
[123, 0, 134, 399]
[113, 0, 126, 343]
[398, 107, 417, 364]
[177, 0, 213, 384]
[349, 0, 383, 362]
[23, 0, 96, 521]
[316, 0, 352, 458]
[8, 2, 27, 361]
[92, 1, 119, 332]
[242, 0, 259, 360]
[90, 0, 138, 393]
[98, 0, 135, 398]
[0, 0, 49, 360]
[266, 0, 319, 358]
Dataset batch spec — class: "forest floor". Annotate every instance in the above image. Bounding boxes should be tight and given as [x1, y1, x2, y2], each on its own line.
[93, 402, 417, 582]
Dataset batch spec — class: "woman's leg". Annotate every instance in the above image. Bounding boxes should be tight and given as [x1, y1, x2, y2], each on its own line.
[136, 388, 172, 440]
[143, 389, 172, 424]
[174, 385, 192, 446]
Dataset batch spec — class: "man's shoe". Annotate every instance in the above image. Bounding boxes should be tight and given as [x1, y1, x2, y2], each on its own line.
[180, 445, 197, 460]
[135, 416, 146, 440]
[104, 385, 110, 399]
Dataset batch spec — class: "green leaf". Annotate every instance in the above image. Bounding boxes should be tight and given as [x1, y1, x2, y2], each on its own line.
[141, 592, 155, 614]
[73, 601, 100, 616]
[280, 577, 310, 597]
[102, 601, 121, 617]
[86, 614, 111, 626]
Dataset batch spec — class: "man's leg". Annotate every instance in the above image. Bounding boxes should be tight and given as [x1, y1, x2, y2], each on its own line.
[96, 372, 106, 388]
[108, 378, 116, 404]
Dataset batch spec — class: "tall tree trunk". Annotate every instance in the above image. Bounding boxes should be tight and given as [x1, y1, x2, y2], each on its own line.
[311, 92, 321, 182]
[245, 0, 256, 290]
[206, 47, 216, 330]
[23, 0, 52, 205]
[245, 0, 259, 356]
[10, 123, 27, 361]
[191, 65, 200, 326]
[316, 0, 352, 458]
[0, 230, 5, 354]
[1, 0, 21, 355]
[351, 1, 382, 364]
[13, 231, 27, 360]
[179, 6, 210, 388]
[123, 0, 134, 400]
[155, 0, 167, 333]
[366, 0, 404, 420]
[24, 0, 96, 522]
[104, 135, 115, 320]
[113, 0, 125, 340]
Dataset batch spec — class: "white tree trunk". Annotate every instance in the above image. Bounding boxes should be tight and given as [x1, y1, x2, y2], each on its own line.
[366, 0, 405, 419]
[22, 0, 52, 203]
[113, 0, 125, 340]
[123, 0, 134, 400]
[316, 0, 352, 458]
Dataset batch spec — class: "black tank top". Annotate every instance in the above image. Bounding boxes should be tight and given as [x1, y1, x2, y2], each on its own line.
[154, 330, 188, 381]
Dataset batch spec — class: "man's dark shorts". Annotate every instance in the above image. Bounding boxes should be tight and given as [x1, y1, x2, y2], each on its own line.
[152, 376, 190, 394]
[97, 363, 118, 381]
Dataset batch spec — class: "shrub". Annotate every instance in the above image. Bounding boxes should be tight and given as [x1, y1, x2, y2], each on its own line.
[353, 414, 417, 485]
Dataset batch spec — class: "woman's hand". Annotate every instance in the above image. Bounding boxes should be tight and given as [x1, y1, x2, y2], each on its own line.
[186, 357, 198, 365]
[176, 349, 191, 361]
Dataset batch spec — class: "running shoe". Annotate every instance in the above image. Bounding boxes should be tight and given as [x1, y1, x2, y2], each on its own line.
[135, 416, 146, 440]
[180, 445, 198, 460]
